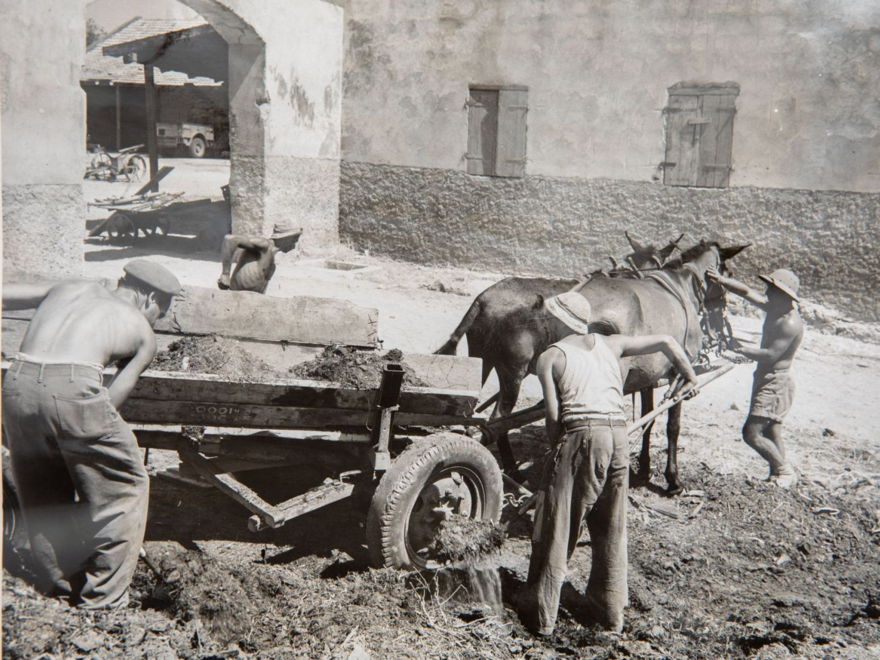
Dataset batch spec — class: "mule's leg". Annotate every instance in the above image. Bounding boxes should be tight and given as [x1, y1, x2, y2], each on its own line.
[490, 366, 526, 477]
[632, 388, 654, 487]
[664, 402, 684, 495]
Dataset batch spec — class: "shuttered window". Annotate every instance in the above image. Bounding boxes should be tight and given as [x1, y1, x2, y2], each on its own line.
[662, 82, 739, 188]
[466, 85, 527, 177]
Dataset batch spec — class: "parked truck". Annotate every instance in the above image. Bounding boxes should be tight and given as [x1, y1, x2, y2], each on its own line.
[156, 122, 216, 158]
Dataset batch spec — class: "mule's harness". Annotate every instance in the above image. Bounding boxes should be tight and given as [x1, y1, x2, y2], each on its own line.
[645, 265, 707, 363]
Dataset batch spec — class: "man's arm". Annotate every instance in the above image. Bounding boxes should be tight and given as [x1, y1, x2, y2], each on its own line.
[536, 348, 564, 444]
[733, 317, 801, 367]
[2, 282, 56, 310]
[218, 235, 273, 288]
[106, 329, 156, 408]
[706, 268, 768, 309]
[608, 334, 699, 396]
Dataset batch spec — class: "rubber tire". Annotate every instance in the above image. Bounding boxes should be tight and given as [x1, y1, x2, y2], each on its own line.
[2, 448, 28, 571]
[366, 433, 503, 569]
[189, 135, 207, 158]
[127, 155, 147, 181]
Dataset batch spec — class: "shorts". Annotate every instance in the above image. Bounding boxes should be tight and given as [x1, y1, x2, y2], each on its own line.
[749, 370, 795, 423]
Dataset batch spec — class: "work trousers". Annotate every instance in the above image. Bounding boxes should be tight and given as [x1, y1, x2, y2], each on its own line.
[2, 358, 148, 609]
[527, 418, 629, 634]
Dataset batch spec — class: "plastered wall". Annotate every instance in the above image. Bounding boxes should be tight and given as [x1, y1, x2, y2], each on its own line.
[339, 0, 880, 193]
[1, 0, 86, 280]
[183, 0, 343, 248]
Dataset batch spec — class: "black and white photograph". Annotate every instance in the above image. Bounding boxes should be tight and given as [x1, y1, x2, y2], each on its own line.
[1, 0, 878, 657]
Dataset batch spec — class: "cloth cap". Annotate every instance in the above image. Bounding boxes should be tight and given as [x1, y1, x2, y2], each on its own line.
[758, 268, 799, 302]
[545, 292, 592, 334]
[123, 259, 181, 296]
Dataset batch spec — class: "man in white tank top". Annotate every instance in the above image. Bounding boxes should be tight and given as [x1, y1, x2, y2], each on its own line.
[525, 292, 697, 635]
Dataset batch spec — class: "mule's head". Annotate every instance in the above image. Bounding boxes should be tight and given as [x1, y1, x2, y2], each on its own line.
[656, 233, 685, 266]
[624, 231, 684, 269]
[675, 240, 750, 304]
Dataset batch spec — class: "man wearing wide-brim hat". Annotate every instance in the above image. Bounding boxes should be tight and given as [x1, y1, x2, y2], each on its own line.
[707, 266, 804, 488]
[524, 292, 698, 636]
[2, 259, 181, 609]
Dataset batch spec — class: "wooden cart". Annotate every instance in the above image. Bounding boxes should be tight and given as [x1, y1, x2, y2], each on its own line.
[1, 287, 499, 570]
[123, 351, 499, 570]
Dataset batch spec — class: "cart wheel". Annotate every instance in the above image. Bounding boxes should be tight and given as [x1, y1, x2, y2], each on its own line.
[126, 155, 147, 181]
[90, 153, 113, 180]
[366, 433, 502, 569]
[189, 135, 207, 158]
[108, 213, 136, 241]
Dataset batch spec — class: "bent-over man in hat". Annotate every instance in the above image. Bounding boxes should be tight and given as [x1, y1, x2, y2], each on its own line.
[2, 260, 181, 609]
[707, 267, 804, 487]
[526, 292, 698, 636]
[217, 226, 303, 294]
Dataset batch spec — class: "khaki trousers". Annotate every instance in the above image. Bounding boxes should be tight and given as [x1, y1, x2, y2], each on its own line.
[3, 358, 148, 609]
[527, 419, 629, 634]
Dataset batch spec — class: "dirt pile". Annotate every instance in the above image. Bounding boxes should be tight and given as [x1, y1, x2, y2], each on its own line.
[4, 460, 879, 658]
[291, 345, 429, 389]
[619, 464, 880, 659]
[152, 335, 281, 382]
[432, 515, 507, 564]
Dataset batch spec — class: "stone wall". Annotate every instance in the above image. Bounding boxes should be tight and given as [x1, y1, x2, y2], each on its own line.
[340, 162, 880, 322]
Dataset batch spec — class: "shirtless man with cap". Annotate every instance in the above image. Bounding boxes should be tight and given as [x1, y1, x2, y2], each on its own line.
[217, 226, 302, 294]
[707, 267, 804, 487]
[526, 292, 698, 636]
[2, 259, 181, 609]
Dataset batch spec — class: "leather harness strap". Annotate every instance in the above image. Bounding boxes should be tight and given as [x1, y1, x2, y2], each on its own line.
[645, 270, 700, 361]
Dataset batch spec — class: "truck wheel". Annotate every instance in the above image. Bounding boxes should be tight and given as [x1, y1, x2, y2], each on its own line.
[366, 433, 503, 569]
[189, 135, 207, 158]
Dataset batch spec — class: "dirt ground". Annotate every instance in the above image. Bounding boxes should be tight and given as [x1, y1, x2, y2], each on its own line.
[3, 165, 878, 658]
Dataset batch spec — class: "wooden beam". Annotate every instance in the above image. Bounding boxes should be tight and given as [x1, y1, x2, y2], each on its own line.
[178, 446, 286, 527]
[144, 64, 159, 192]
[127, 370, 479, 416]
[247, 478, 358, 532]
[115, 85, 121, 151]
[153, 286, 380, 348]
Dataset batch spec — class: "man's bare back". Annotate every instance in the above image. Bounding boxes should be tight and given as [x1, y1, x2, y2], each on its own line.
[18, 281, 154, 368]
[229, 248, 276, 292]
[6, 264, 175, 408]
[217, 229, 302, 294]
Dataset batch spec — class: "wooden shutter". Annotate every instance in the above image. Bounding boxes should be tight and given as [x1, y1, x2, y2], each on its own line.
[466, 89, 498, 175]
[495, 88, 528, 178]
[696, 93, 736, 187]
[664, 83, 738, 188]
[663, 92, 703, 186]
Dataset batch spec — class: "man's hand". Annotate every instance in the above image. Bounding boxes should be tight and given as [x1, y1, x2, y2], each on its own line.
[706, 267, 722, 283]
[726, 337, 745, 353]
[667, 375, 700, 401]
[678, 379, 699, 400]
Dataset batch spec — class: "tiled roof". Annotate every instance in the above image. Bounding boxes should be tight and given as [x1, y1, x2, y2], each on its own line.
[82, 18, 223, 87]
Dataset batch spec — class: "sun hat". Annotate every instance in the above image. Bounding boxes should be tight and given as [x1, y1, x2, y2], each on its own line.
[271, 226, 303, 253]
[757, 268, 799, 302]
[545, 292, 592, 334]
[123, 259, 182, 296]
